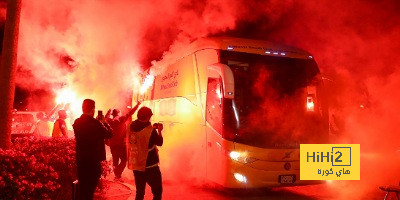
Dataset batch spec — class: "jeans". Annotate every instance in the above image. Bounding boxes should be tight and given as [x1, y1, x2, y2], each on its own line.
[77, 161, 101, 200]
[133, 166, 162, 200]
[110, 145, 127, 178]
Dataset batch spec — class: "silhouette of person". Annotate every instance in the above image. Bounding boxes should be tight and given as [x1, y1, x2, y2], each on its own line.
[52, 110, 67, 138]
[105, 101, 140, 181]
[73, 99, 112, 200]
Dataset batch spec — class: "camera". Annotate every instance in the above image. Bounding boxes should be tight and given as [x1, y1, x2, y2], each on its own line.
[153, 123, 163, 130]
[97, 110, 104, 121]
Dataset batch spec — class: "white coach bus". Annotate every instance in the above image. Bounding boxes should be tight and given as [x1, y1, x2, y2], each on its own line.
[134, 37, 328, 188]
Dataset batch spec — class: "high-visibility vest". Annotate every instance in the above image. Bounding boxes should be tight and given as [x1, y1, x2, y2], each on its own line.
[52, 119, 66, 137]
[126, 124, 155, 171]
[35, 120, 50, 137]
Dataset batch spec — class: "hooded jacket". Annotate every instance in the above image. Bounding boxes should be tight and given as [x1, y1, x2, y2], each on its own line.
[127, 120, 163, 171]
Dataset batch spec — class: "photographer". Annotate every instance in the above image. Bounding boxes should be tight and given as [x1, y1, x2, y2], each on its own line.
[73, 99, 112, 200]
[127, 106, 163, 200]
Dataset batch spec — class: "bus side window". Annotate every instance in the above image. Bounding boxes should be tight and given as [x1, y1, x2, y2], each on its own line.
[206, 78, 223, 134]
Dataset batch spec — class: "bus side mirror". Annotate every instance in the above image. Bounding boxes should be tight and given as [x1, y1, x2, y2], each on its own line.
[207, 63, 235, 99]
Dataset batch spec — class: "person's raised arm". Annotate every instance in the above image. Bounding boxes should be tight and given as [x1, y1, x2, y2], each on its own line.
[105, 109, 112, 120]
[128, 101, 141, 116]
[46, 104, 63, 120]
[121, 101, 141, 122]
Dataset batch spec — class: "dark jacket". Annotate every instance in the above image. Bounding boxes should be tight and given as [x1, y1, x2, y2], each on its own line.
[130, 120, 163, 167]
[107, 115, 128, 146]
[106, 105, 140, 146]
[73, 114, 112, 163]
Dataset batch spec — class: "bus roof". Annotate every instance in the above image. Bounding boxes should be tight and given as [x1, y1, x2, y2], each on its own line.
[193, 37, 311, 56]
[151, 37, 313, 72]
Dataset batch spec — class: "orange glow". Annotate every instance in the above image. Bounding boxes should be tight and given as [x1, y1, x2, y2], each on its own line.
[139, 74, 155, 94]
[55, 87, 82, 118]
[55, 88, 76, 105]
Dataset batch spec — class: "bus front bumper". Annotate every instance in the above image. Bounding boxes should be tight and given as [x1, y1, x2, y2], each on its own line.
[224, 162, 324, 188]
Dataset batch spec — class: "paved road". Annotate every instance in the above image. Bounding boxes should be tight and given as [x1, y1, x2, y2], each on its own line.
[99, 148, 393, 200]
[96, 176, 387, 200]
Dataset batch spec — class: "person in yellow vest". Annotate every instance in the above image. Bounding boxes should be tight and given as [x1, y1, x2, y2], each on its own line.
[52, 110, 68, 138]
[127, 106, 163, 200]
[34, 112, 51, 138]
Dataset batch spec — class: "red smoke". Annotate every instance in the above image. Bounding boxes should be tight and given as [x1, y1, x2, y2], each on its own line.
[238, 1, 400, 199]
[1, 0, 398, 198]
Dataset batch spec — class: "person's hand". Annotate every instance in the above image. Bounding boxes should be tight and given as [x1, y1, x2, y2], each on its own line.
[136, 101, 141, 106]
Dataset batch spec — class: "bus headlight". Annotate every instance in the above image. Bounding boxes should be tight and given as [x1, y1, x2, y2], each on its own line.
[234, 173, 247, 183]
[229, 151, 258, 164]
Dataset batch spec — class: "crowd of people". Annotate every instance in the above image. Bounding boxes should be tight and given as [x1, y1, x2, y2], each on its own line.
[73, 99, 163, 200]
[34, 99, 164, 200]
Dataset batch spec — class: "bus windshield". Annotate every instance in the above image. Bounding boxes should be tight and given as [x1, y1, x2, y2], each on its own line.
[220, 51, 328, 149]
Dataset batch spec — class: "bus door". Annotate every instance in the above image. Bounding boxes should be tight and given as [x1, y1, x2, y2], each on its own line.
[205, 76, 224, 182]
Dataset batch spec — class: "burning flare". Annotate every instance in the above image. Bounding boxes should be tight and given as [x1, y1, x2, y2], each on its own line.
[139, 75, 155, 94]
[54, 87, 81, 119]
[55, 88, 77, 105]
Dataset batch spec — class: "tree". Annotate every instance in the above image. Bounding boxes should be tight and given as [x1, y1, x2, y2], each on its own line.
[0, 0, 22, 149]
